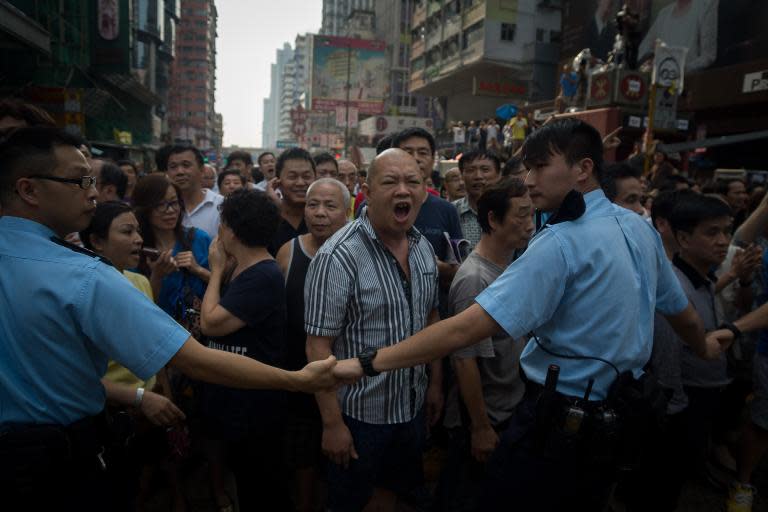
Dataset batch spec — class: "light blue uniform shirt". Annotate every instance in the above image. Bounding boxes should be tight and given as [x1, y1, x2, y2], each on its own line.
[476, 190, 688, 400]
[0, 216, 190, 426]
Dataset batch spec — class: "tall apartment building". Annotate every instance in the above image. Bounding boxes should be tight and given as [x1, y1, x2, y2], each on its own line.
[293, 34, 311, 109]
[262, 43, 293, 147]
[409, 0, 561, 122]
[321, 0, 375, 36]
[278, 59, 297, 141]
[375, 0, 433, 118]
[263, 34, 312, 146]
[168, 0, 219, 151]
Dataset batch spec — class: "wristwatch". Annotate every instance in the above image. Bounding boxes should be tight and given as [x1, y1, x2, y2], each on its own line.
[718, 322, 742, 341]
[358, 347, 380, 377]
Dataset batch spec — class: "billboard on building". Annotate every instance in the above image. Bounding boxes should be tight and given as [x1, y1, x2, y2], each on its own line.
[309, 35, 388, 115]
[561, 0, 768, 72]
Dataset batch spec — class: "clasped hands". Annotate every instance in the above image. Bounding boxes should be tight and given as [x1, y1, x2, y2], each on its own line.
[296, 357, 365, 393]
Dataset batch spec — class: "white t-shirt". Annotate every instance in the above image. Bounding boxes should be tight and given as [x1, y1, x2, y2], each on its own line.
[453, 126, 466, 144]
[182, 188, 223, 238]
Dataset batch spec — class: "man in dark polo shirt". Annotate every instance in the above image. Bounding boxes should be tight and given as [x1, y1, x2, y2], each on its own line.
[268, 148, 316, 255]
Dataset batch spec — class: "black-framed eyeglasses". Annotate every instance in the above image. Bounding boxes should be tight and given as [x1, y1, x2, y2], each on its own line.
[28, 175, 97, 190]
[154, 199, 181, 213]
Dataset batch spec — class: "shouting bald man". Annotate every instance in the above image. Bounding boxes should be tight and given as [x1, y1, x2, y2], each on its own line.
[305, 149, 442, 510]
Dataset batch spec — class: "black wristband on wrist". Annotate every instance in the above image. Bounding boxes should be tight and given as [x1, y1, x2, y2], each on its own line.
[358, 348, 380, 377]
[718, 322, 742, 340]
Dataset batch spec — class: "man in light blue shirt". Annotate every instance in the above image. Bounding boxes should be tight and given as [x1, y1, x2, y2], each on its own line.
[0, 127, 338, 509]
[334, 119, 728, 510]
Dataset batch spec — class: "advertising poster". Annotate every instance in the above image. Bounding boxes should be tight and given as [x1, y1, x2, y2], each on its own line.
[561, 0, 768, 72]
[310, 35, 387, 115]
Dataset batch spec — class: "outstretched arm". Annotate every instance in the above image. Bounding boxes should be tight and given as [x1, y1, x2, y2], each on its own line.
[335, 303, 500, 379]
[170, 337, 337, 393]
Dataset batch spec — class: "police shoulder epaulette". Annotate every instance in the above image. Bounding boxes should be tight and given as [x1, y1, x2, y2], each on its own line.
[50, 236, 115, 267]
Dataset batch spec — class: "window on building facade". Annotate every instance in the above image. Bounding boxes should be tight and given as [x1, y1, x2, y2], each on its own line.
[462, 20, 483, 49]
[501, 23, 515, 42]
[536, 28, 546, 42]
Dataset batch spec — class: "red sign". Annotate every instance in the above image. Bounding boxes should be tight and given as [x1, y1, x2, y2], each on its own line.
[476, 81, 526, 96]
[312, 99, 384, 115]
[619, 74, 646, 100]
[290, 105, 309, 123]
[317, 35, 386, 51]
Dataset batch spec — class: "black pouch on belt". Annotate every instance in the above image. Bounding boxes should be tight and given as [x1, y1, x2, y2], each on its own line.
[606, 371, 669, 469]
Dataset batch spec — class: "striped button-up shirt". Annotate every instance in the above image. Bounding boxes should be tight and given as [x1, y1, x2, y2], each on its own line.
[304, 210, 439, 425]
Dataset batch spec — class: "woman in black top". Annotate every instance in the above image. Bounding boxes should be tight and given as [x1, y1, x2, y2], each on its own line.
[199, 189, 288, 512]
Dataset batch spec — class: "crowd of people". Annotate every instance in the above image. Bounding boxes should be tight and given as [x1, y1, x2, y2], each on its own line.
[448, 111, 533, 161]
[0, 97, 766, 512]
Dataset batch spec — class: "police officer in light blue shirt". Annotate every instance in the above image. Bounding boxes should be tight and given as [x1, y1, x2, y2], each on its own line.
[334, 119, 730, 511]
[0, 126, 338, 510]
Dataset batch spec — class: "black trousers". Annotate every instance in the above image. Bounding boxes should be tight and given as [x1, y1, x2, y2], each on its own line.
[0, 417, 110, 511]
[480, 393, 618, 512]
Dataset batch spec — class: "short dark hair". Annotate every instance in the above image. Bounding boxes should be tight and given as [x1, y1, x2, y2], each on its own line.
[358, 169, 367, 178]
[217, 169, 246, 189]
[98, 160, 129, 199]
[392, 127, 436, 155]
[477, 178, 529, 234]
[313, 152, 338, 171]
[80, 201, 134, 251]
[227, 150, 253, 167]
[651, 189, 694, 229]
[715, 178, 745, 197]
[155, 145, 173, 172]
[0, 98, 56, 132]
[458, 149, 502, 174]
[521, 118, 604, 181]
[601, 162, 641, 202]
[276, 147, 315, 177]
[116, 159, 138, 174]
[250, 167, 264, 183]
[670, 193, 732, 234]
[0, 126, 83, 202]
[167, 145, 204, 169]
[376, 135, 394, 155]
[502, 156, 524, 177]
[257, 151, 275, 165]
[219, 189, 280, 247]
[656, 174, 690, 193]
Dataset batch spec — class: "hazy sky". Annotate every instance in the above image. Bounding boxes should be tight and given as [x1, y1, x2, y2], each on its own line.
[216, 1, 322, 148]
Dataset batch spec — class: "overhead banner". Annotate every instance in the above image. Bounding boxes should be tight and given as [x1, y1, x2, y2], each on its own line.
[309, 35, 387, 115]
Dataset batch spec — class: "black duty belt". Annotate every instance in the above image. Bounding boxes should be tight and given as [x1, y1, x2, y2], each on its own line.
[0, 412, 109, 469]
